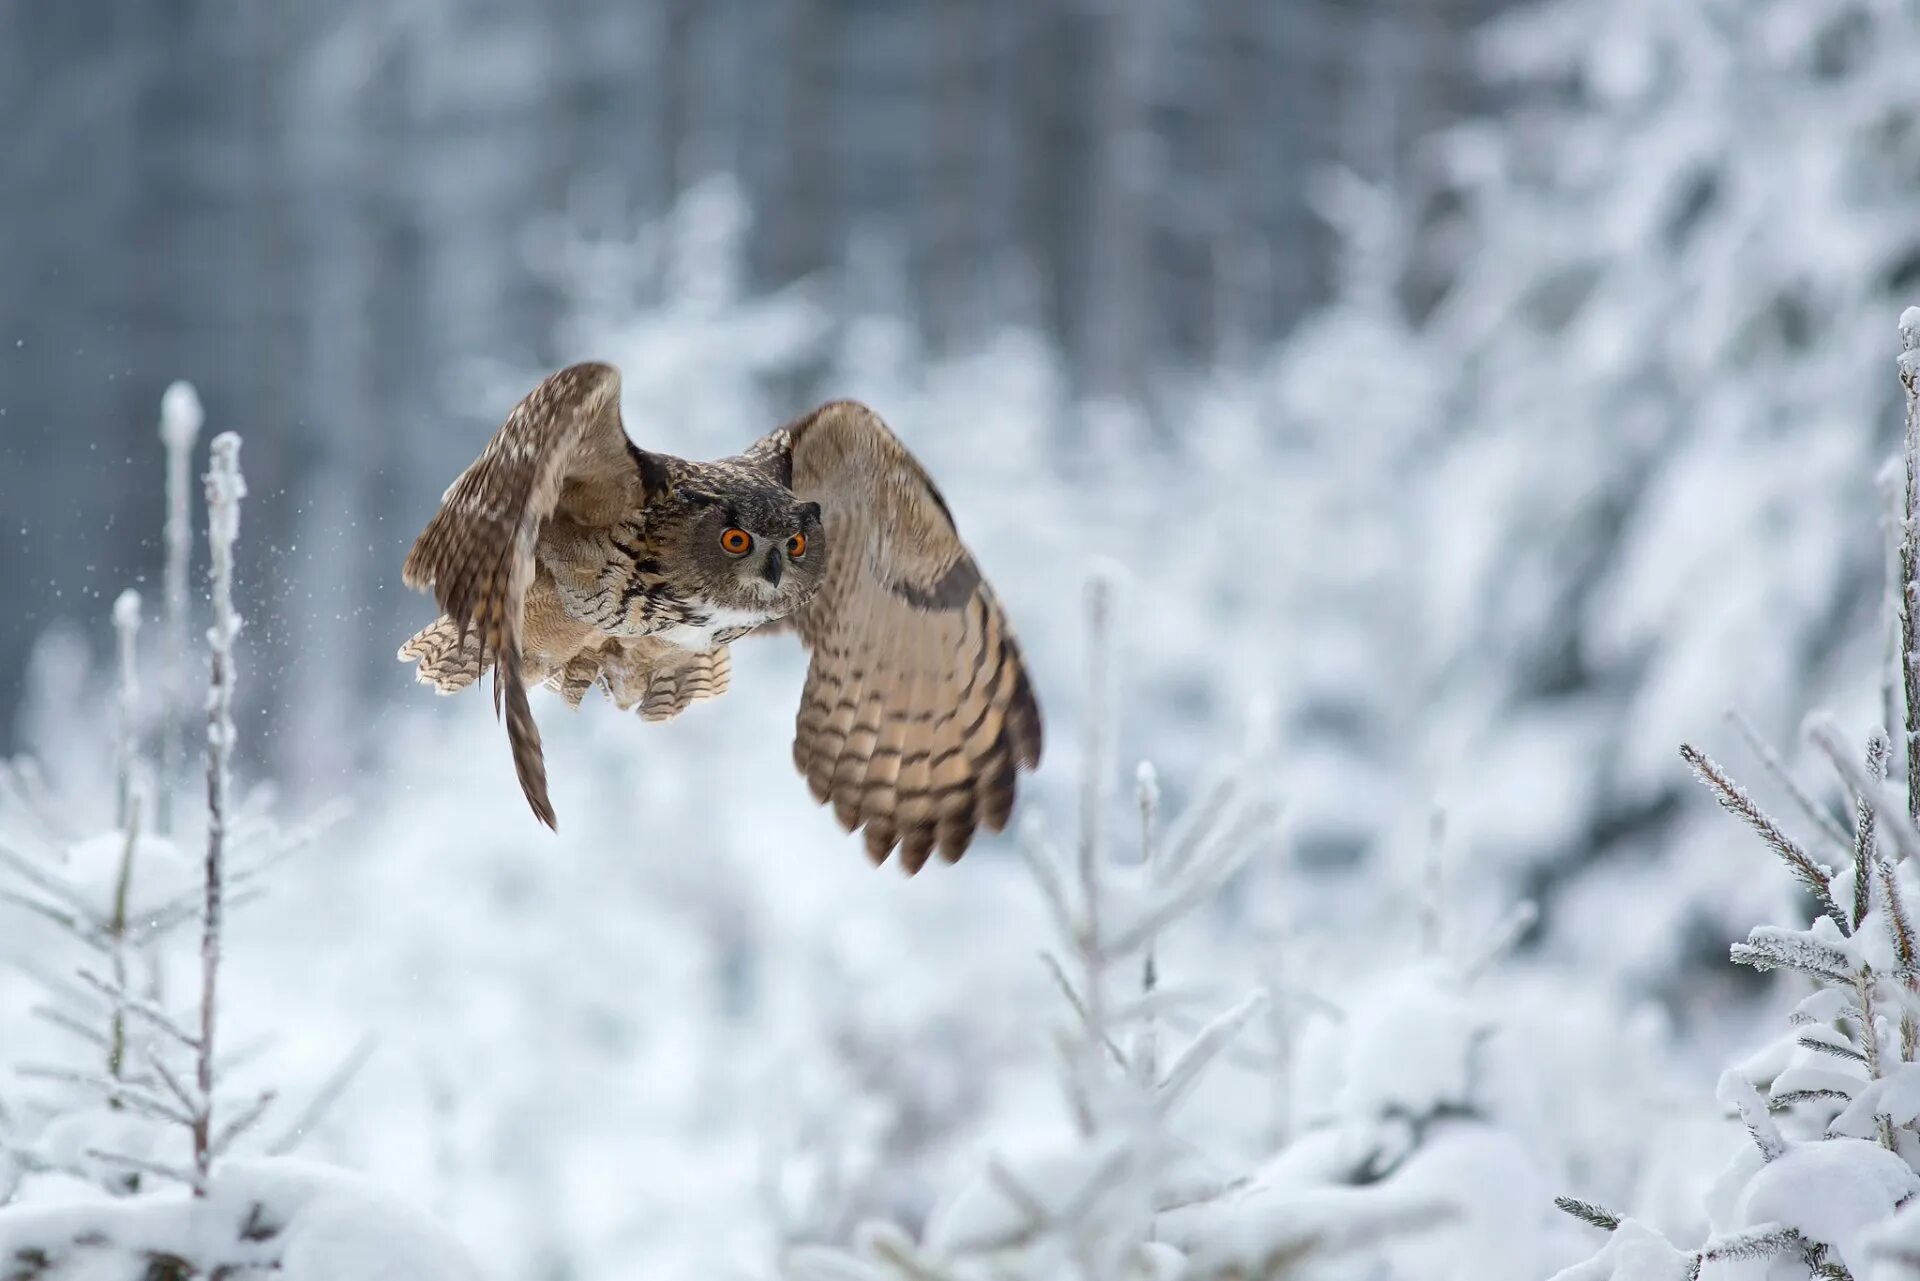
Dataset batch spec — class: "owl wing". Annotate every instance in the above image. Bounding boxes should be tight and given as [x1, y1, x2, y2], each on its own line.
[401, 362, 645, 830]
[775, 401, 1043, 872]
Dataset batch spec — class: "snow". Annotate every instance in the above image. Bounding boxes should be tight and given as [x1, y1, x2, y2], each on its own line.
[0, 1159, 481, 1281]
[9, 0, 1920, 1272]
[1737, 1141, 1920, 1275]
[1546, 1219, 1696, 1281]
[157, 381, 203, 452]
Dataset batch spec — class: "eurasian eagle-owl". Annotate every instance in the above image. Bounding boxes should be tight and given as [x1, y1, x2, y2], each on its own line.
[398, 363, 1042, 871]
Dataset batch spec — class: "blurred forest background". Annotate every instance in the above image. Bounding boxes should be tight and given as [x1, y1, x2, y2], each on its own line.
[8, 0, 1920, 1274]
[0, 0, 1501, 752]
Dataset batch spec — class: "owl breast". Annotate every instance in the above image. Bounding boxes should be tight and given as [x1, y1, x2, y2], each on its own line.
[537, 525, 780, 651]
[652, 605, 778, 652]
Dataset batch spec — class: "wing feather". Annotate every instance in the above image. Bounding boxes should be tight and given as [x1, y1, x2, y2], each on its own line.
[778, 401, 1043, 870]
[400, 362, 642, 830]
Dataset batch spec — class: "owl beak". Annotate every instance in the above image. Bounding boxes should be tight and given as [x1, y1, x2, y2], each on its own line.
[762, 551, 783, 588]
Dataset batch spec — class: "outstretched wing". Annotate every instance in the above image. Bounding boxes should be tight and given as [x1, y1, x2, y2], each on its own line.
[775, 401, 1043, 872]
[401, 362, 643, 829]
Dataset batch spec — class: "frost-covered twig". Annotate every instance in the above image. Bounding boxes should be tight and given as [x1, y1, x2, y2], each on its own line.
[113, 590, 142, 829]
[1075, 575, 1116, 1066]
[0, 839, 102, 924]
[1811, 717, 1920, 863]
[1682, 742, 1849, 930]
[84, 1147, 196, 1189]
[107, 799, 141, 1085]
[267, 1034, 377, 1156]
[1701, 1224, 1806, 1263]
[1155, 991, 1267, 1115]
[1134, 763, 1161, 1096]
[1898, 306, 1920, 833]
[1730, 711, 1855, 853]
[1720, 1070, 1787, 1161]
[1552, 1195, 1621, 1231]
[15, 1065, 193, 1127]
[1857, 734, 1890, 930]
[193, 431, 246, 1194]
[209, 1089, 277, 1160]
[30, 1004, 110, 1050]
[158, 381, 202, 836]
[74, 967, 200, 1053]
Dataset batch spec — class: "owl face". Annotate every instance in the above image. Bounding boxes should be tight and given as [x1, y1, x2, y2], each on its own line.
[657, 475, 826, 616]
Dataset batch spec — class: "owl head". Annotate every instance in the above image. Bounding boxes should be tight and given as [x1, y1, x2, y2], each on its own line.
[646, 460, 827, 615]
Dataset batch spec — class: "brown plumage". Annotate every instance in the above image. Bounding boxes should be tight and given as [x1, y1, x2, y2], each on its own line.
[400, 362, 1042, 870]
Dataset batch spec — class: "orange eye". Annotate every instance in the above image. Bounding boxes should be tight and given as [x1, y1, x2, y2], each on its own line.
[720, 527, 752, 555]
[787, 532, 807, 558]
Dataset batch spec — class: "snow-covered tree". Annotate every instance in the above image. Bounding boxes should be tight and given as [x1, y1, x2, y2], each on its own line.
[1550, 309, 1920, 1279]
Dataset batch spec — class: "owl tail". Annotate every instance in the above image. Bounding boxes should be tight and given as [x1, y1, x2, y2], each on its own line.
[498, 649, 558, 831]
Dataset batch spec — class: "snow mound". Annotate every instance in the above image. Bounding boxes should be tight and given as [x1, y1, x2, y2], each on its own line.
[0, 1158, 482, 1281]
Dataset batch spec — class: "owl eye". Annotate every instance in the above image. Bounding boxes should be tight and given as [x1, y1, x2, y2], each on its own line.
[787, 532, 807, 559]
[720, 527, 752, 555]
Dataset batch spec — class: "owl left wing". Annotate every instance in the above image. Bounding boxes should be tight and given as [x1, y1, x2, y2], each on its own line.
[401, 362, 644, 829]
[774, 401, 1043, 872]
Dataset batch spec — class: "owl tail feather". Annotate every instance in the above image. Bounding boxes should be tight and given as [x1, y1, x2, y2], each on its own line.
[495, 649, 557, 831]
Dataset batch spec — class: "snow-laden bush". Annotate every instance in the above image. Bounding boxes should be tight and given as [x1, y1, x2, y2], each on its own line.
[1551, 310, 1920, 1280]
[1392, 0, 1920, 989]
[0, 401, 476, 1280]
[767, 581, 1606, 1281]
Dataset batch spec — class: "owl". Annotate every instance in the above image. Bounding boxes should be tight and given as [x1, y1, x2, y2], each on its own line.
[399, 363, 1043, 871]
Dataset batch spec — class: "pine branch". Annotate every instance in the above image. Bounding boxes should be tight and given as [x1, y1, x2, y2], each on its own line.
[84, 1147, 196, 1189]
[28, 1004, 110, 1050]
[1038, 951, 1129, 1071]
[1016, 816, 1077, 947]
[194, 431, 247, 1193]
[1729, 711, 1854, 852]
[74, 967, 200, 1051]
[1796, 1034, 1868, 1065]
[112, 590, 142, 830]
[1896, 306, 1920, 836]
[0, 887, 105, 950]
[158, 380, 203, 836]
[0, 841, 103, 926]
[210, 1089, 277, 1160]
[1702, 1224, 1804, 1262]
[1157, 990, 1269, 1114]
[266, 1034, 376, 1156]
[1463, 900, 1540, 981]
[1682, 743, 1849, 931]
[1731, 927, 1854, 984]
[1552, 1196, 1621, 1231]
[1880, 856, 1918, 974]
[108, 798, 142, 1084]
[1721, 1072, 1788, 1161]
[1101, 800, 1270, 961]
[147, 1049, 202, 1117]
[1811, 718, 1920, 863]
[1856, 734, 1890, 929]
[1768, 1087, 1854, 1111]
[1134, 762, 1161, 1096]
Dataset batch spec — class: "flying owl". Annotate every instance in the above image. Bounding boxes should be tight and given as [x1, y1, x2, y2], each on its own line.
[398, 363, 1043, 871]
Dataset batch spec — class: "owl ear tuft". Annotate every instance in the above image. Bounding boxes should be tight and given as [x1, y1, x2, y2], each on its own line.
[627, 443, 673, 497]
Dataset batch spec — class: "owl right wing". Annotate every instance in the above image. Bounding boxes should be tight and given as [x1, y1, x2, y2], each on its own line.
[400, 362, 647, 829]
[772, 401, 1043, 873]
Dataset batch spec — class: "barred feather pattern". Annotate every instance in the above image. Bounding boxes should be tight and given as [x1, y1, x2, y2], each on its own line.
[400, 363, 637, 830]
[593, 640, 733, 721]
[398, 616, 487, 693]
[400, 365, 1043, 862]
[779, 401, 1043, 872]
